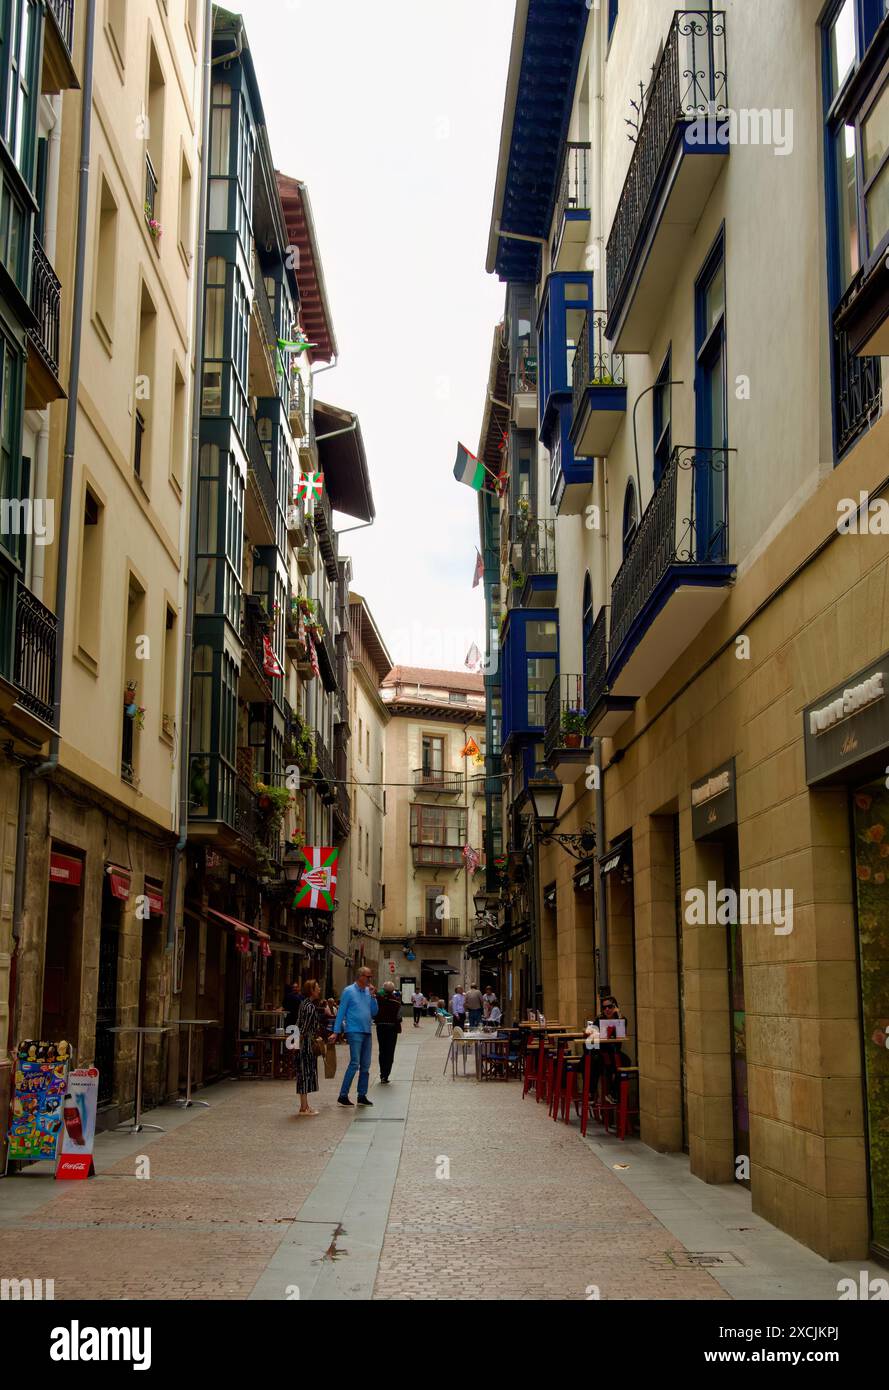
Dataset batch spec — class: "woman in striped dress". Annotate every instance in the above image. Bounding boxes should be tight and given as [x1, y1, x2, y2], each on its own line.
[295, 979, 322, 1116]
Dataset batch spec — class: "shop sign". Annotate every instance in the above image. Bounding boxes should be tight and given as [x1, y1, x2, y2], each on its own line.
[56, 1068, 99, 1180]
[106, 865, 131, 900]
[49, 852, 82, 887]
[9, 1041, 72, 1161]
[691, 758, 737, 840]
[145, 883, 164, 916]
[804, 653, 889, 786]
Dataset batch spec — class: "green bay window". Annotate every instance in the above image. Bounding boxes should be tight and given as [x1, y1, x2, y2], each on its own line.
[195, 443, 244, 630]
[207, 76, 255, 250]
[202, 255, 249, 447]
[2, 0, 40, 184]
[189, 640, 239, 826]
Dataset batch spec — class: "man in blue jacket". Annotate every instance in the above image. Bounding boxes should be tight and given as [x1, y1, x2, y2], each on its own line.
[333, 966, 379, 1106]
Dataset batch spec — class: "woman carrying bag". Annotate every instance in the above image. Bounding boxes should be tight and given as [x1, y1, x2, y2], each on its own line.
[295, 979, 325, 1116]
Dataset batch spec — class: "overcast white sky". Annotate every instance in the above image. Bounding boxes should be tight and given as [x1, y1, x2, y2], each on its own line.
[236, 0, 513, 670]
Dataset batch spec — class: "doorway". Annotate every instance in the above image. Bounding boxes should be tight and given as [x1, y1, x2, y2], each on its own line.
[95, 881, 122, 1107]
[41, 869, 85, 1050]
[672, 815, 689, 1152]
[723, 833, 749, 1185]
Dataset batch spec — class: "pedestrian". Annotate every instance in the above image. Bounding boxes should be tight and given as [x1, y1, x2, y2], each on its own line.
[482, 985, 498, 1019]
[411, 988, 427, 1027]
[450, 985, 466, 1032]
[282, 977, 302, 1028]
[333, 967, 379, 1106]
[375, 981, 402, 1083]
[464, 982, 484, 1029]
[294, 980, 323, 1117]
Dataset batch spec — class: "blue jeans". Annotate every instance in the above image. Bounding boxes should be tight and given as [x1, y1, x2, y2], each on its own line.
[340, 1031, 372, 1098]
[468, 1008, 483, 1028]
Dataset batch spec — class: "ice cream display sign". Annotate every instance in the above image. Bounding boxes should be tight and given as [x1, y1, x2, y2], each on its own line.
[8, 1040, 72, 1162]
[56, 1067, 100, 1180]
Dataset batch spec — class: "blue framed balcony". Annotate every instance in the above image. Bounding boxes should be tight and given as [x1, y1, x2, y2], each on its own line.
[500, 608, 559, 749]
[606, 10, 729, 354]
[544, 672, 591, 786]
[606, 446, 735, 702]
[551, 142, 591, 273]
[518, 518, 557, 607]
[570, 310, 627, 458]
[549, 401, 591, 517]
[537, 273, 592, 442]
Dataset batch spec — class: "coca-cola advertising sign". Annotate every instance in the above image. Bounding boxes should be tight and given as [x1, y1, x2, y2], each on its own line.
[55, 1067, 99, 1180]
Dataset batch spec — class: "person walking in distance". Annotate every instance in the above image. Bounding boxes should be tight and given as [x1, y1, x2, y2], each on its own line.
[411, 988, 426, 1028]
[375, 981, 402, 1083]
[464, 983, 484, 1030]
[450, 985, 466, 1032]
[333, 967, 379, 1106]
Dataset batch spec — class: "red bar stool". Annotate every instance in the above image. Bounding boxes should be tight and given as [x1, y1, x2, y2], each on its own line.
[558, 1051, 586, 1125]
[549, 1038, 569, 1119]
[521, 1035, 545, 1099]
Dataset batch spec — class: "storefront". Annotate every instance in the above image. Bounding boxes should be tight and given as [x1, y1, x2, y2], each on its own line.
[804, 654, 889, 1259]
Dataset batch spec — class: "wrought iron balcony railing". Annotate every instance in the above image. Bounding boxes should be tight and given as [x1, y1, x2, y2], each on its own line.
[14, 581, 57, 727]
[314, 729, 336, 798]
[253, 266, 278, 362]
[832, 298, 883, 457]
[609, 445, 731, 660]
[606, 10, 728, 315]
[572, 311, 625, 416]
[413, 918, 465, 938]
[144, 152, 158, 226]
[583, 607, 608, 719]
[47, 0, 75, 51]
[553, 141, 590, 240]
[412, 768, 462, 793]
[29, 239, 61, 379]
[240, 594, 275, 696]
[544, 673, 589, 762]
[315, 602, 337, 690]
[246, 414, 278, 526]
[520, 518, 556, 580]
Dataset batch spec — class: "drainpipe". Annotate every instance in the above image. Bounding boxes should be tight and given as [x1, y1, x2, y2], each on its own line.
[167, 0, 213, 954]
[34, 0, 96, 776]
[31, 96, 62, 603]
[593, 735, 608, 999]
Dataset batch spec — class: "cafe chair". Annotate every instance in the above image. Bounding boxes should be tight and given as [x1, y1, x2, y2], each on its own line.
[478, 1038, 510, 1081]
[521, 1035, 546, 1100]
[615, 1065, 640, 1140]
[435, 1011, 452, 1038]
[497, 1030, 523, 1077]
[443, 1025, 474, 1078]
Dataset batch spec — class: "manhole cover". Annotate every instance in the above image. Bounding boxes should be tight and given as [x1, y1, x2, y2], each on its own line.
[648, 1250, 744, 1269]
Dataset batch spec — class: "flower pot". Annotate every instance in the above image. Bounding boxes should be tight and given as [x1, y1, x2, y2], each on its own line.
[258, 794, 271, 811]
[564, 732, 582, 748]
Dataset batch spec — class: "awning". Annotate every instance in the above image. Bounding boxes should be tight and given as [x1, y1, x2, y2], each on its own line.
[573, 857, 596, 893]
[49, 851, 82, 887]
[207, 907, 270, 942]
[106, 864, 131, 900]
[599, 842, 632, 879]
[145, 882, 164, 916]
[543, 884, 557, 910]
[328, 943, 350, 961]
[268, 941, 307, 956]
[314, 400, 375, 523]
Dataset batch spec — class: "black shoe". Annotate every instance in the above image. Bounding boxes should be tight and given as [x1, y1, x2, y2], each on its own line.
[336, 1096, 353, 1107]
[380, 1077, 389, 1084]
[357, 1096, 373, 1106]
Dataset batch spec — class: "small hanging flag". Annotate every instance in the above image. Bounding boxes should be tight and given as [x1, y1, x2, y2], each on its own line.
[460, 736, 481, 759]
[262, 635, 283, 678]
[308, 631, 321, 682]
[472, 549, 484, 589]
[462, 843, 481, 876]
[464, 642, 482, 672]
[278, 334, 317, 356]
[453, 442, 487, 492]
[296, 471, 324, 501]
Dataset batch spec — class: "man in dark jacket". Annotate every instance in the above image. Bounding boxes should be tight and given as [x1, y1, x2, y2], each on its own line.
[375, 981, 403, 1083]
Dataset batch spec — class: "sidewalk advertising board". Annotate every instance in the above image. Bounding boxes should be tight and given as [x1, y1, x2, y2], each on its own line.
[56, 1067, 100, 1179]
[7, 1041, 72, 1165]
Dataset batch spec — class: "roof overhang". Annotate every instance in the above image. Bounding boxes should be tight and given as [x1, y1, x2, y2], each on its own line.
[477, 321, 511, 477]
[485, 0, 589, 282]
[314, 400, 375, 523]
[277, 172, 338, 362]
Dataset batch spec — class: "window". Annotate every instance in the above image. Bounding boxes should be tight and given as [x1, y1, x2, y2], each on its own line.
[170, 363, 186, 492]
[4, 0, 39, 179]
[208, 82, 231, 231]
[653, 349, 672, 487]
[581, 572, 594, 680]
[621, 480, 637, 557]
[178, 152, 193, 264]
[608, 0, 619, 42]
[162, 605, 177, 739]
[121, 575, 146, 783]
[525, 619, 557, 727]
[694, 232, 728, 560]
[421, 734, 444, 777]
[135, 283, 157, 486]
[145, 41, 165, 233]
[77, 487, 103, 666]
[94, 175, 118, 345]
[0, 339, 21, 565]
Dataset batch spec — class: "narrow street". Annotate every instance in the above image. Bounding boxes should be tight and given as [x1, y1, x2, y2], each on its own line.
[0, 1022, 878, 1302]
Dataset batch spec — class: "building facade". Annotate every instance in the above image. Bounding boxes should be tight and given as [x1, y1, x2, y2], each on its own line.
[481, 0, 889, 1261]
[380, 667, 486, 1004]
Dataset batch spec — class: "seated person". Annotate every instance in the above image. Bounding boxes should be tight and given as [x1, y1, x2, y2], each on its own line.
[488, 1004, 503, 1025]
[598, 996, 632, 1105]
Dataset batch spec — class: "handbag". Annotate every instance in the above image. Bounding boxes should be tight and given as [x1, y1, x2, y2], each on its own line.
[311, 1033, 326, 1057]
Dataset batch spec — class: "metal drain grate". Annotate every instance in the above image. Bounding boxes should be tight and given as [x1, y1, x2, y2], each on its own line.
[648, 1250, 744, 1269]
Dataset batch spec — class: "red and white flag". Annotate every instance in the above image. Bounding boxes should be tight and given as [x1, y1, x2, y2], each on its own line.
[262, 634, 283, 678]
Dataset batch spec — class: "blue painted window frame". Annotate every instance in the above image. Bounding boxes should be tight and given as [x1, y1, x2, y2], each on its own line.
[537, 272, 593, 439]
[653, 347, 672, 489]
[502, 610, 559, 742]
[621, 479, 637, 558]
[694, 228, 728, 561]
[608, 0, 619, 42]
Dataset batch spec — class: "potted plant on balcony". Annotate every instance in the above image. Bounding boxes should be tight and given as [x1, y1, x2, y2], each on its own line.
[561, 708, 586, 748]
[254, 781, 293, 833]
[144, 206, 162, 242]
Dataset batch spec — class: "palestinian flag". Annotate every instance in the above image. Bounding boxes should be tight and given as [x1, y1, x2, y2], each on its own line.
[293, 846, 340, 911]
[453, 443, 486, 492]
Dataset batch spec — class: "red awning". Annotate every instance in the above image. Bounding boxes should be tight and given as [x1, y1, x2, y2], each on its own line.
[50, 852, 83, 887]
[207, 908, 270, 942]
[145, 884, 164, 916]
[107, 865, 131, 900]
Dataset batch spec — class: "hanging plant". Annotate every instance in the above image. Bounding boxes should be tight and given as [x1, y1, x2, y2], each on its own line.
[253, 781, 293, 832]
[144, 206, 162, 241]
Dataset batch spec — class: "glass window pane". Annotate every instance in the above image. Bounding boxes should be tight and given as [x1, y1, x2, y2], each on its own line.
[863, 80, 889, 183]
[866, 159, 889, 251]
[830, 0, 856, 98]
[705, 262, 725, 333]
[525, 620, 558, 653]
[836, 124, 861, 286]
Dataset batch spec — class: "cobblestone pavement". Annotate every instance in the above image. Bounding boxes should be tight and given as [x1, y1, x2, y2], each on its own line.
[0, 1024, 874, 1300]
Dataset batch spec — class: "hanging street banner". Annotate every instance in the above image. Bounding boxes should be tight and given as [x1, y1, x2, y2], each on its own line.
[262, 634, 284, 678]
[293, 846, 340, 912]
[56, 1067, 100, 1180]
[9, 1041, 72, 1162]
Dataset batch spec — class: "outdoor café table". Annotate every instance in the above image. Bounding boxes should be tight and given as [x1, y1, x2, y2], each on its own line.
[173, 1019, 218, 1108]
[460, 1030, 501, 1081]
[108, 1025, 173, 1134]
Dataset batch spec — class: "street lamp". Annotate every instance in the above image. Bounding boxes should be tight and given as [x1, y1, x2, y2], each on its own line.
[473, 890, 488, 916]
[363, 905, 378, 934]
[526, 775, 596, 860]
[282, 848, 303, 884]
